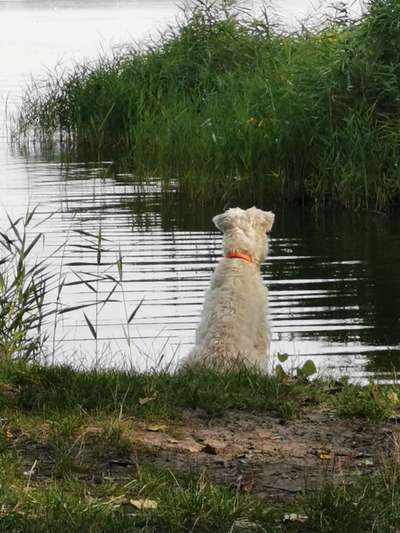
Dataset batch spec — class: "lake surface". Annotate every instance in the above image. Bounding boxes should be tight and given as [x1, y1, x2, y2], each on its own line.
[1, 0, 399, 379]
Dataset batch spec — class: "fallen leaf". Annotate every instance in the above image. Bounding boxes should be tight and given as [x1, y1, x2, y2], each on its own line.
[317, 449, 332, 460]
[357, 458, 374, 467]
[107, 459, 134, 467]
[283, 513, 308, 524]
[146, 424, 167, 433]
[271, 435, 281, 441]
[139, 396, 157, 406]
[320, 452, 332, 460]
[130, 499, 158, 510]
[238, 477, 254, 494]
[185, 444, 201, 453]
[232, 519, 259, 529]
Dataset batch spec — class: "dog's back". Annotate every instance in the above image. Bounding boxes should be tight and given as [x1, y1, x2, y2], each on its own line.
[185, 258, 269, 368]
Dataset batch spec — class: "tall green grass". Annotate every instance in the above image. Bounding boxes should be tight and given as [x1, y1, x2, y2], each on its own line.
[0, 211, 51, 360]
[0, 211, 144, 364]
[17, 0, 400, 209]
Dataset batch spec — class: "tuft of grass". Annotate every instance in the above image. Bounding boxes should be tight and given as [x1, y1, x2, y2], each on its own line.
[304, 460, 400, 532]
[333, 382, 400, 421]
[16, 0, 400, 210]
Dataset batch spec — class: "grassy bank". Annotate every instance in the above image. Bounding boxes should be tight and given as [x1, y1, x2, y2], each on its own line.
[17, 0, 400, 210]
[1, 359, 400, 421]
[1, 360, 400, 531]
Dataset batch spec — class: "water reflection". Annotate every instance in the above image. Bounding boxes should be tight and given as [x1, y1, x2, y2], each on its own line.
[270, 209, 400, 377]
[2, 145, 399, 377]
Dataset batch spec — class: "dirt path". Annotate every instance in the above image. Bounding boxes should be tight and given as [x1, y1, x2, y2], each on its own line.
[102, 409, 399, 502]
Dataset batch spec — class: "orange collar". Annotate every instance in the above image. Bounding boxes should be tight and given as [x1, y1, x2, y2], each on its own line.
[225, 251, 253, 263]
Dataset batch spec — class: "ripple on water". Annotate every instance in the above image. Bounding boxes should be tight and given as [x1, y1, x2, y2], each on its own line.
[1, 152, 399, 378]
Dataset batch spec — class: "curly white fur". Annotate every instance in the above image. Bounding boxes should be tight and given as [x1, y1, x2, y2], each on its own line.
[182, 206, 275, 370]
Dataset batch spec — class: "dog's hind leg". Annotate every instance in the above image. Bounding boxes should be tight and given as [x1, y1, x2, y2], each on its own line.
[252, 318, 270, 370]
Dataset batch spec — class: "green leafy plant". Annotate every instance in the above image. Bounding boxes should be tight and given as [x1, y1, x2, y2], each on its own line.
[275, 354, 317, 381]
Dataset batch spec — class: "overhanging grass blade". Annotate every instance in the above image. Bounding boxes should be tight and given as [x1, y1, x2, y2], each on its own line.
[83, 312, 97, 339]
[128, 297, 144, 324]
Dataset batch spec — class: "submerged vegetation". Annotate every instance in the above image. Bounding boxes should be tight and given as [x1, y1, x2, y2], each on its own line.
[17, 0, 400, 210]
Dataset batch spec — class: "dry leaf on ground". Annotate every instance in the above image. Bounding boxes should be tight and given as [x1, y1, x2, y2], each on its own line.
[283, 513, 308, 524]
[130, 499, 158, 510]
[139, 396, 157, 406]
[146, 424, 168, 432]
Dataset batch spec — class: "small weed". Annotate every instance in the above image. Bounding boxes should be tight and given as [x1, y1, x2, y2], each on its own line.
[334, 382, 400, 421]
[47, 415, 86, 477]
[89, 417, 134, 459]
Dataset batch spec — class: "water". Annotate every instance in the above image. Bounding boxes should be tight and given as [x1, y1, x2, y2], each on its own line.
[1, 0, 399, 378]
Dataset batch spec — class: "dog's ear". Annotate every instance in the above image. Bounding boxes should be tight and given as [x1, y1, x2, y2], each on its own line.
[247, 207, 275, 232]
[213, 212, 230, 232]
[212, 208, 241, 232]
[261, 211, 275, 232]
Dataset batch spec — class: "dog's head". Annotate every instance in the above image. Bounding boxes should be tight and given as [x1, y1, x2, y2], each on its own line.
[213, 207, 275, 264]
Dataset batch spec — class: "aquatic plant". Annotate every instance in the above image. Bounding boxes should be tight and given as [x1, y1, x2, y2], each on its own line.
[0, 211, 143, 363]
[17, 0, 400, 210]
[0, 210, 51, 360]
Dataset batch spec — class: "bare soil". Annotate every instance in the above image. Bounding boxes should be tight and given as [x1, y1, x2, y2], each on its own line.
[98, 408, 400, 503]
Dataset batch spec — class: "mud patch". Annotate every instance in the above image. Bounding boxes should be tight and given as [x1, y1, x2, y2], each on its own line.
[104, 409, 399, 502]
[18, 408, 399, 503]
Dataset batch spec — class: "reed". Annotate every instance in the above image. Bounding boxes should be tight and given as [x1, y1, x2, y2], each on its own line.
[16, 0, 400, 210]
[0, 210, 51, 360]
[0, 211, 144, 364]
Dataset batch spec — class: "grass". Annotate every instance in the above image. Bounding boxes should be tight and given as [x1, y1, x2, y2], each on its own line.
[0, 458, 276, 532]
[1, 359, 399, 422]
[333, 381, 400, 420]
[0, 209, 51, 360]
[1, 360, 400, 531]
[1, 454, 399, 532]
[16, 0, 400, 210]
[304, 460, 400, 532]
[0, 458, 400, 532]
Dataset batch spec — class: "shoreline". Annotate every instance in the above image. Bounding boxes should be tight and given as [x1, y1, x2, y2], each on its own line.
[1, 360, 399, 530]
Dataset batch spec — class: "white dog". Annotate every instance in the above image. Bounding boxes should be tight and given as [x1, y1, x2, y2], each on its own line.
[183, 206, 275, 370]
